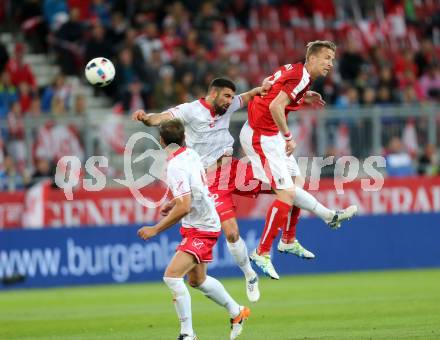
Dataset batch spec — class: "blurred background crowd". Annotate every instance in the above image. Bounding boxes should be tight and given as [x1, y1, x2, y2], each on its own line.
[0, 0, 439, 192]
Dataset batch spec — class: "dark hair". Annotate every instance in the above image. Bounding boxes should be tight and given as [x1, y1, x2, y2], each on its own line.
[159, 119, 185, 146]
[208, 77, 236, 92]
[306, 40, 337, 60]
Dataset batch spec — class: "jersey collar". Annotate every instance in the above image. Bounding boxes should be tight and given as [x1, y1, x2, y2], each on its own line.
[167, 146, 187, 160]
[199, 98, 216, 118]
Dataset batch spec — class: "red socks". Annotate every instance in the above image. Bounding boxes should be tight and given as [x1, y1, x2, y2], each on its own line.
[281, 206, 301, 243]
[258, 200, 291, 254]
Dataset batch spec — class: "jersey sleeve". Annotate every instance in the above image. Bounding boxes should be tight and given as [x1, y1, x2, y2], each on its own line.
[282, 70, 309, 102]
[167, 163, 191, 199]
[227, 95, 244, 113]
[168, 102, 192, 123]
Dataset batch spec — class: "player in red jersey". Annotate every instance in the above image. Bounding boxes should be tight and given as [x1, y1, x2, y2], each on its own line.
[240, 41, 358, 279]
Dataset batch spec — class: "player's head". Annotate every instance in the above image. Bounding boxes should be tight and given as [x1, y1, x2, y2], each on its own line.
[159, 119, 185, 147]
[207, 78, 236, 116]
[305, 40, 336, 78]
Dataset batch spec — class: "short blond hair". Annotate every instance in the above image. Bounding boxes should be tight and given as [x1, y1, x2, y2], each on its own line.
[306, 40, 336, 60]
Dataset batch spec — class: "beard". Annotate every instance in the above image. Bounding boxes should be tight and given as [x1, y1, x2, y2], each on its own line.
[213, 102, 229, 115]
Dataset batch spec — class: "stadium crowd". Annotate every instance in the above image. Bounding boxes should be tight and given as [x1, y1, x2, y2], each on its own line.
[0, 0, 439, 191]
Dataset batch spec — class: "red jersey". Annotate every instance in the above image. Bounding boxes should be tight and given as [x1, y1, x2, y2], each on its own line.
[248, 63, 311, 135]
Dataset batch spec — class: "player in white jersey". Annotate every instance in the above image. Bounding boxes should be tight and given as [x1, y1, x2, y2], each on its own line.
[133, 78, 315, 300]
[138, 119, 250, 340]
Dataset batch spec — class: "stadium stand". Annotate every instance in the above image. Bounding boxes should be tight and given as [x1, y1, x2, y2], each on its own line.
[0, 0, 439, 192]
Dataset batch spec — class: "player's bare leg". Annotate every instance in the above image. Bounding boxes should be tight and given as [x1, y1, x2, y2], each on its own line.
[163, 251, 198, 340]
[222, 217, 260, 302]
[188, 263, 251, 340]
[278, 175, 315, 259]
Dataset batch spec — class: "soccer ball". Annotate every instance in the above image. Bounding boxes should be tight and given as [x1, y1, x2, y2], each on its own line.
[85, 57, 115, 87]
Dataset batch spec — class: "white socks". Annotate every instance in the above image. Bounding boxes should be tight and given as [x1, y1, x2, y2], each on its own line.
[163, 277, 193, 336]
[293, 187, 334, 221]
[226, 237, 256, 280]
[195, 275, 240, 318]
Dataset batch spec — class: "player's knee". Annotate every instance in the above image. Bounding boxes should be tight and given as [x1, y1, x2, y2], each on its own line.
[188, 277, 202, 288]
[225, 230, 239, 243]
[276, 188, 295, 204]
[221, 219, 240, 242]
[187, 273, 205, 288]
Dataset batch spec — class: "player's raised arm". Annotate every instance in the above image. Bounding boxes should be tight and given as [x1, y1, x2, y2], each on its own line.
[131, 109, 173, 127]
[239, 87, 262, 106]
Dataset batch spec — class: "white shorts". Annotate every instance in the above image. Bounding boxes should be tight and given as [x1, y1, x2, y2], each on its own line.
[239, 121, 301, 190]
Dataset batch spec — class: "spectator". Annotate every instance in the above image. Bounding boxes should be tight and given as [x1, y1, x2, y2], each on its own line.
[419, 64, 440, 101]
[121, 78, 149, 112]
[0, 72, 18, 118]
[377, 66, 398, 102]
[339, 41, 366, 81]
[160, 23, 183, 62]
[176, 71, 196, 102]
[27, 157, 56, 188]
[5, 43, 37, 91]
[41, 74, 71, 113]
[90, 0, 111, 26]
[72, 94, 87, 115]
[51, 96, 67, 115]
[414, 39, 436, 77]
[0, 155, 26, 192]
[43, 0, 68, 32]
[226, 63, 249, 94]
[376, 86, 393, 105]
[385, 137, 416, 177]
[334, 86, 359, 109]
[18, 83, 33, 113]
[193, 1, 221, 49]
[27, 97, 42, 117]
[54, 7, 84, 75]
[85, 22, 113, 63]
[136, 22, 162, 64]
[170, 46, 194, 81]
[115, 48, 140, 89]
[0, 41, 9, 73]
[361, 87, 376, 106]
[152, 66, 179, 110]
[7, 102, 26, 172]
[418, 144, 438, 175]
[107, 12, 127, 48]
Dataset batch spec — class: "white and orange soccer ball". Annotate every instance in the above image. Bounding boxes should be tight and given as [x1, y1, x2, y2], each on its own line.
[85, 57, 115, 87]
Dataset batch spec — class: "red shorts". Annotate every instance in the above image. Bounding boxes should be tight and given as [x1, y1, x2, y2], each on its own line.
[206, 157, 270, 222]
[176, 227, 221, 263]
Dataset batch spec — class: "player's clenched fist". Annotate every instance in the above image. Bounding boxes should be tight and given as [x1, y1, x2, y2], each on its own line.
[131, 110, 146, 122]
[137, 226, 157, 240]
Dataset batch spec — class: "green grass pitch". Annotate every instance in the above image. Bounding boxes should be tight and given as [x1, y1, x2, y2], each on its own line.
[1, 269, 440, 340]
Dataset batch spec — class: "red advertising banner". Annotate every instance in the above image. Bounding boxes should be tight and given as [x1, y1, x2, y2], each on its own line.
[235, 176, 440, 218]
[1, 176, 439, 229]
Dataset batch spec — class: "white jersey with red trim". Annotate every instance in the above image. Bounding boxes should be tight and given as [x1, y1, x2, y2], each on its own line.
[168, 95, 243, 167]
[167, 147, 220, 232]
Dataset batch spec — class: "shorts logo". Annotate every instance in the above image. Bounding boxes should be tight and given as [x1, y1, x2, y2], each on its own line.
[278, 178, 285, 185]
[181, 238, 187, 246]
[192, 238, 204, 249]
